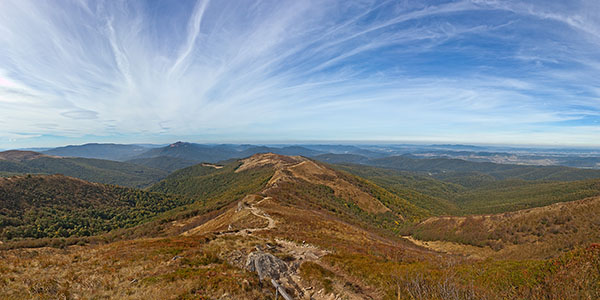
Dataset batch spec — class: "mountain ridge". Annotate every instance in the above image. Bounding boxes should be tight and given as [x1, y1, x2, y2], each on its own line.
[0, 150, 167, 187]
[43, 143, 153, 161]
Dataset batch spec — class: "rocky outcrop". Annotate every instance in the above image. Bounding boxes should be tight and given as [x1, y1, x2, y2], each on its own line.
[246, 251, 289, 280]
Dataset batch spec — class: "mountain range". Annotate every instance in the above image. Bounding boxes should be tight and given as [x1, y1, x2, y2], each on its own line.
[28, 141, 600, 170]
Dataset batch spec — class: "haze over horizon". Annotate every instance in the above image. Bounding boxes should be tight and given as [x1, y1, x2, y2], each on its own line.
[1, 0, 599, 148]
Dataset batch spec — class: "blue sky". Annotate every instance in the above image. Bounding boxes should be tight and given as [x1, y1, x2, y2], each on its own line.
[0, 0, 599, 148]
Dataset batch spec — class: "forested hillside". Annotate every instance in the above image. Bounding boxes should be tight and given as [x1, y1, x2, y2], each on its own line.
[42, 143, 151, 161]
[126, 156, 197, 172]
[0, 150, 167, 187]
[0, 175, 190, 241]
[335, 163, 600, 215]
[149, 160, 274, 206]
[316, 153, 600, 181]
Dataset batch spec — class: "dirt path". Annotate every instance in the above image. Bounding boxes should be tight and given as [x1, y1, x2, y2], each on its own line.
[246, 197, 276, 232]
[190, 195, 372, 299]
[219, 196, 276, 236]
[200, 163, 223, 169]
[402, 235, 494, 259]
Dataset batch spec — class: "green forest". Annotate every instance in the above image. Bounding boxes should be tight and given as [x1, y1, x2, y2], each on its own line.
[0, 175, 190, 241]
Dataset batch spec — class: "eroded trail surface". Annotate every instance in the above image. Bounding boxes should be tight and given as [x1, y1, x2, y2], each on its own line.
[237, 196, 277, 235]
[182, 194, 373, 299]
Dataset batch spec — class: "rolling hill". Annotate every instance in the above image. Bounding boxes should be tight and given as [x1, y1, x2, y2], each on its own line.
[0, 150, 167, 187]
[335, 163, 600, 215]
[0, 174, 189, 242]
[313, 153, 370, 164]
[132, 142, 326, 164]
[406, 196, 600, 260]
[134, 142, 241, 163]
[125, 156, 198, 172]
[238, 145, 324, 158]
[316, 153, 600, 182]
[368, 155, 600, 180]
[150, 153, 428, 229]
[301, 144, 387, 157]
[43, 143, 154, 161]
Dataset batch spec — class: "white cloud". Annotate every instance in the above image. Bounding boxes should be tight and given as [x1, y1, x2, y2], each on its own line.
[0, 0, 598, 147]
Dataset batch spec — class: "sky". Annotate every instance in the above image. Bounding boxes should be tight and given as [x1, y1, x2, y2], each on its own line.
[0, 0, 599, 148]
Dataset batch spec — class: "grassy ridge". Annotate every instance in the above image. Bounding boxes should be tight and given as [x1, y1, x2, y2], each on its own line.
[1, 154, 599, 299]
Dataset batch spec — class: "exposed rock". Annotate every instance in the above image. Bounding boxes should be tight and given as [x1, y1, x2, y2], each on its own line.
[246, 251, 289, 280]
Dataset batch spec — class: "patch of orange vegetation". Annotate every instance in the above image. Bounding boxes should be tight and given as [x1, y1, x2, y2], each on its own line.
[235, 153, 305, 173]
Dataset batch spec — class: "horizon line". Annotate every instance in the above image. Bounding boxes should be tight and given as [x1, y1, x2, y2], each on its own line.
[5, 140, 600, 151]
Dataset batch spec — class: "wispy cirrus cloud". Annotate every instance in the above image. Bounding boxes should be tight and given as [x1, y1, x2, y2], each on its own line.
[0, 0, 598, 147]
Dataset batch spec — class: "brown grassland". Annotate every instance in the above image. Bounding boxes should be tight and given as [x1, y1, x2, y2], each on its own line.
[1, 154, 600, 299]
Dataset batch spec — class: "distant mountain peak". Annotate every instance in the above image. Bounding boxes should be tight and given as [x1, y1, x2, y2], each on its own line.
[169, 141, 188, 148]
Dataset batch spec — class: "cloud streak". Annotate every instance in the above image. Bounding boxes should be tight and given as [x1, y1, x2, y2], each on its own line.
[0, 0, 599, 147]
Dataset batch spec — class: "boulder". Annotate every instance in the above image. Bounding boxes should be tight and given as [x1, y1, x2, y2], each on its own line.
[246, 251, 288, 280]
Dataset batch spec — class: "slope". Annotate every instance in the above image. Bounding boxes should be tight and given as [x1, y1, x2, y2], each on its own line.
[406, 196, 600, 260]
[43, 143, 152, 161]
[1, 154, 599, 299]
[135, 142, 241, 163]
[134, 142, 326, 163]
[333, 162, 600, 215]
[126, 156, 197, 172]
[149, 153, 428, 230]
[321, 153, 600, 182]
[0, 150, 167, 188]
[0, 174, 189, 242]
[149, 158, 274, 207]
[331, 163, 462, 215]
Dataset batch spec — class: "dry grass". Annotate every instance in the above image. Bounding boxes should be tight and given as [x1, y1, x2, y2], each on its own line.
[402, 236, 495, 260]
[0, 235, 270, 299]
[2, 195, 599, 300]
[3, 154, 599, 299]
[407, 196, 600, 259]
